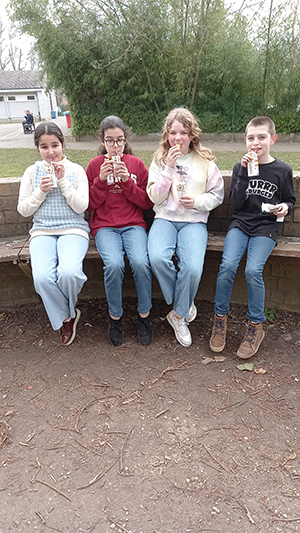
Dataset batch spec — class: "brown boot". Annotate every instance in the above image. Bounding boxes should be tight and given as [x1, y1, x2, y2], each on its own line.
[209, 313, 227, 352]
[237, 321, 264, 359]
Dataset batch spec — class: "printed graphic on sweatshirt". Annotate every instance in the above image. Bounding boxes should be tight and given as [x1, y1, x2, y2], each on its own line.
[246, 178, 278, 200]
[108, 173, 138, 187]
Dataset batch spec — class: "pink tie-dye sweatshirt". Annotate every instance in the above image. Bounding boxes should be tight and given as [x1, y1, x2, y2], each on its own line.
[147, 151, 224, 223]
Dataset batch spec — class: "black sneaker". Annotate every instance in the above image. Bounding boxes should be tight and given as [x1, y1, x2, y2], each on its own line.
[108, 316, 123, 346]
[138, 314, 153, 346]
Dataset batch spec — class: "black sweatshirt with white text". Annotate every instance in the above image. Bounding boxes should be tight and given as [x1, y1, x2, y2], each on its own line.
[228, 158, 295, 241]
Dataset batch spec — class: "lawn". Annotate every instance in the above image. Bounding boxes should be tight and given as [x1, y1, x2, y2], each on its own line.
[1, 148, 300, 178]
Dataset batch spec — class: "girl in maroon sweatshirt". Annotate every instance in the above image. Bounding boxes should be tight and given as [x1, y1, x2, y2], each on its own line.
[87, 115, 153, 346]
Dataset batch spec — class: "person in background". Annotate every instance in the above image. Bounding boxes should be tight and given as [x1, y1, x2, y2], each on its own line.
[87, 115, 153, 347]
[17, 122, 90, 345]
[209, 116, 295, 359]
[147, 107, 224, 347]
[22, 109, 34, 126]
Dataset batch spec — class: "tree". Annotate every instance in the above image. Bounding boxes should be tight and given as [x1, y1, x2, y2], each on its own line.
[8, 0, 300, 133]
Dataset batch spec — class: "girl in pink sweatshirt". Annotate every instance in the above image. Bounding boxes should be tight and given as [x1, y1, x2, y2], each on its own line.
[147, 107, 224, 347]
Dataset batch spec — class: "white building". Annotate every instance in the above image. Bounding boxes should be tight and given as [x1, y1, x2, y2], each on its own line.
[0, 70, 57, 122]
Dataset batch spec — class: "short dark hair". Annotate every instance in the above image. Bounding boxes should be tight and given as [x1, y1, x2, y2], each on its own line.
[34, 121, 65, 148]
[98, 115, 132, 155]
[245, 116, 276, 137]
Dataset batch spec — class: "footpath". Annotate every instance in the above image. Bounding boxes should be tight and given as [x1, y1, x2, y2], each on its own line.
[1, 116, 300, 152]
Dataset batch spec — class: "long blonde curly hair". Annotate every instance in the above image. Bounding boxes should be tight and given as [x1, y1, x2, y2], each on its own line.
[154, 107, 215, 167]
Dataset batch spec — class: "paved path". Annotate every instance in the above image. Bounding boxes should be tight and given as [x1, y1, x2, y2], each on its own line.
[0, 116, 299, 152]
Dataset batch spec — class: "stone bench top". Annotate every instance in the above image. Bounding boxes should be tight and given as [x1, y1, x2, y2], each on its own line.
[1, 233, 300, 264]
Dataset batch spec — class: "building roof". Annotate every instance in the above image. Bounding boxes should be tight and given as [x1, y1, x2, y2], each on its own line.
[0, 70, 43, 90]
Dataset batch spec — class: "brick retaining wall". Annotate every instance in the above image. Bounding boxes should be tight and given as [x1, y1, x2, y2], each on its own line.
[0, 175, 300, 312]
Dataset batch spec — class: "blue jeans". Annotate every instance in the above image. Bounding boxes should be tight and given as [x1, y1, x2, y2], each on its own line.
[30, 234, 89, 330]
[95, 226, 152, 318]
[148, 219, 208, 318]
[214, 227, 276, 323]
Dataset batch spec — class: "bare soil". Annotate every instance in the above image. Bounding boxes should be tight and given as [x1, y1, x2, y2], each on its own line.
[0, 298, 300, 533]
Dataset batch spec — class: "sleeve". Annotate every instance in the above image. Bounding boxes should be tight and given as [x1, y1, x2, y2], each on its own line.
[17, 165, 48, 217]
[229, 162, 250, 210]
[121, 159, 153, 210]
[58, 164, 89, 214]
[193, 162, 224, 212]
[281, 167, 296, 215]
[86, 159, 108, 211]
[147, 160, 174, 205]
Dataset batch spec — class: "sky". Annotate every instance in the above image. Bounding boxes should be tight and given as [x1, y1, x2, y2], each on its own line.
[1, 0, 34, 69]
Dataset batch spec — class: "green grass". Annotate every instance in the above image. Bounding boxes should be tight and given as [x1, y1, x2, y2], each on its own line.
[1, 148, 300, 178]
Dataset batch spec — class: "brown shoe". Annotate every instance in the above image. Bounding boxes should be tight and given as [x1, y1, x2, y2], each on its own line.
[61, 309, 81, 346]
[209, 313, 227, 352]
[237, 321, 264, 359]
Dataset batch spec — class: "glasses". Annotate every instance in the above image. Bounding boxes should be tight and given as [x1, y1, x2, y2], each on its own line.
[104, 138, 126, 147]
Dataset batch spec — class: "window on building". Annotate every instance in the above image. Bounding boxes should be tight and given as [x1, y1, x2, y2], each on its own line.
[27, 95, 36, 101]
[0, 96, 4, 102]
[8, 96, 16, 101]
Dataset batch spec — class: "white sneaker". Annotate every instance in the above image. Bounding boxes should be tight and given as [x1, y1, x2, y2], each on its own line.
[186, 302, 197, 323]
[167, 310, 192, 347]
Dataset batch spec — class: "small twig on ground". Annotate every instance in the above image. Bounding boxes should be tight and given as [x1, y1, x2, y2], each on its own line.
[77, 457, 120, 490]
[19, 431, 35, 447]
[151, 360, 189, 384]
[34, 479, 72, 502]
[30, 458, 41, 483]
[281, 452, 296, 466]
[77, 426, 135, 488]
[244, 504, 255, 524]
[273, 516, 300, 522]
[155, 408, 169, 418]
[73, 437, 104, 457]
[201, 443, 229, 473]
[29, 386, 50, 401]
[74, 396, 116, 433]
[241, 417, 252, 435]
[165, 476, 185, 492]
[35, 511, 45, 524]
[219, 399, 248, 411]
[119, 426, 134, 474]
[88, 516, 101, 532]
[107, 517, 130, 533]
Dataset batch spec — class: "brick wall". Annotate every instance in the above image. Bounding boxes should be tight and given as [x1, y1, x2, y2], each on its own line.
[0, 175, 300, 313]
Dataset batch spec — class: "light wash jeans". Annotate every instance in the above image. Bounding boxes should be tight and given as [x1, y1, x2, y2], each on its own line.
[214, 227, 276, 323]
[95, 226, 152, 318]
[148, 219, 208, 318]
[30, 234, 89, 330]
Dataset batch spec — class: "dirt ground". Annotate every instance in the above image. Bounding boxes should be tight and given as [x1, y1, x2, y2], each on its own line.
[0, 298, 300, 533]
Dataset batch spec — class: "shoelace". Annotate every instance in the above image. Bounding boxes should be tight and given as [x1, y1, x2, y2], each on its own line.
[243, 324, 256, 344]
[213, 316, 225, 336]
[174, 315, 188, 332]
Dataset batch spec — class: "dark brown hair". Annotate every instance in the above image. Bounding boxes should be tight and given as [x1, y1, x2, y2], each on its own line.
[98, 115, 132, 155]
[34, 122, 65, 148]
[245, 116, 276, 137]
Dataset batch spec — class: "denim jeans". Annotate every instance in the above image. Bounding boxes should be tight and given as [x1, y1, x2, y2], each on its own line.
[214, 227, 276, 323]
[148, 219, 208, 318]
[30, 234, 89, 330]
[95, 226, 152, 318]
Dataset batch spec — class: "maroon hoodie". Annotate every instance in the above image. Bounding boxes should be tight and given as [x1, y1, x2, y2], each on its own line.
[87, 154, 153, 237]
